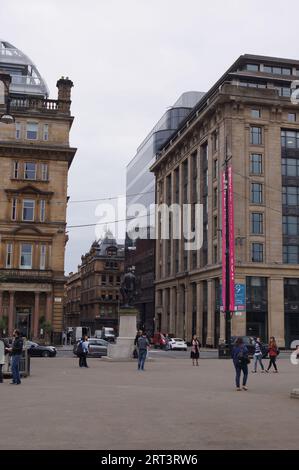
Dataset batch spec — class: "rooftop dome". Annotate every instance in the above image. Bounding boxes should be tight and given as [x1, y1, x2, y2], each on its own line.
[0, 40, 49, 97]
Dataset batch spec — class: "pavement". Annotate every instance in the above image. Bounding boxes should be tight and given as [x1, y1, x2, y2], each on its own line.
[0, 354, 298, 450]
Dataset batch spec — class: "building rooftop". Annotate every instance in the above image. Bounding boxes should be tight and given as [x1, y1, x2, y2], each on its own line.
[0, 40, 49, 97]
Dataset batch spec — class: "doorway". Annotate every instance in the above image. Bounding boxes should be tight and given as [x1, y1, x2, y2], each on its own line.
[16, 308, 32, 338]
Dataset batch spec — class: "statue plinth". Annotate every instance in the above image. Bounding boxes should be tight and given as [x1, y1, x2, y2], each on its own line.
[104, 307, 138, 361]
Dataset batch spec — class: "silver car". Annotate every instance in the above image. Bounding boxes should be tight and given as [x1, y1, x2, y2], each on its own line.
[73, 338, 108, 358]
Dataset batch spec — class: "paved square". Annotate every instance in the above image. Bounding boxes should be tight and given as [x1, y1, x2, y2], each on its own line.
[0, 355, 298, 450]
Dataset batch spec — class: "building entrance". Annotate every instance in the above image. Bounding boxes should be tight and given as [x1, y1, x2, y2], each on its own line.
[16, 308, 32, 338]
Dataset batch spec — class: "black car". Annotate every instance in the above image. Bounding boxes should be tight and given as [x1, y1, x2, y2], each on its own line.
[230, 336, 268, 358]
[26, 341, 57, 357]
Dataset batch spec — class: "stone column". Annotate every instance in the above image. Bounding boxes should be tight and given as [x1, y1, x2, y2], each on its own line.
[33, 292, 40, 339]
[46, 292, 53, 323]
[8, 291, 15, 336]
[185, 284, 193, 342]
[0, 290, 3, 318]
[161, 289, 167, 333]
[268, 277, 285, 348]
[169, 287, 176, 335]
[196, 282, 203, 343]
[206, 279, 215, 347]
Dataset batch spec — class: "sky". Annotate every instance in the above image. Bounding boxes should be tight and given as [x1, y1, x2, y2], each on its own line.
[1, 0, 299, 273]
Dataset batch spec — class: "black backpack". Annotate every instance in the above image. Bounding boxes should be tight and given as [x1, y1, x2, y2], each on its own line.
[237, 347, 250, 365]
[77, 341, 83, 355]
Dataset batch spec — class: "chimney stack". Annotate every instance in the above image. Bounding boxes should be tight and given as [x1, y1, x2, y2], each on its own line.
[56, 76, 74, 112]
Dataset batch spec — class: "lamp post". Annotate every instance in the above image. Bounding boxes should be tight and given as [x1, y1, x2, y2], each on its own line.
[0, 72, 15, 125]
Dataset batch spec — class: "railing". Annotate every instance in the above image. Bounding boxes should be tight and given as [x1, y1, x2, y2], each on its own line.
[7, 95, 70, 113]
[0, 269, 53, 281]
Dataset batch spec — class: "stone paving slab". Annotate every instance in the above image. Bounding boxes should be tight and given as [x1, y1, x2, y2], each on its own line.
[0, 356, 298, 450]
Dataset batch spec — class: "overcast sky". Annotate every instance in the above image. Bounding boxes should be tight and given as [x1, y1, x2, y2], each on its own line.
[1, 0, 299, 273]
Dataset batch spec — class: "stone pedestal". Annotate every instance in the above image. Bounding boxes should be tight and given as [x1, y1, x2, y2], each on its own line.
[105, 308, 138, 361]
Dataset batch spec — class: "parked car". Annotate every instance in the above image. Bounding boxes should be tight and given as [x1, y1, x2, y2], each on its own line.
[73, 338, 108, 358]
[26, 341, 57, 357]
[151, 332, 167, 349]
[219, 336, 268, 358]
[168, 338, 188, 351]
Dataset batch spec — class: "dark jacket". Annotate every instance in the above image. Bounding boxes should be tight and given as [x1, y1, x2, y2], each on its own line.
[12, 337, 23, 356]
[137, 336, 149, 351]
[232, 345, 249, 367]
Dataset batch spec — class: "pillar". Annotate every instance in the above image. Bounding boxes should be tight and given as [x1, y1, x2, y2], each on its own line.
[8, 291, 15, 336]
[196, 282, 203, 343]
[0, 290, 3, 318]
[206, 279, 215, 346]
[46, 292, 53, 323]
[268, 277, 285, 348]
[33, 292, 40, 338]
[185, 284, 193, 342]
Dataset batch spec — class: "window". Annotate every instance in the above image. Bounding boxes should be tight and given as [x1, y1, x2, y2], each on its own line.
[20, 244, 33, 269]
[22, 199, 35, 221]
[251, 109, 261, 118]
[40, 245, 46, 270]
[15, 122, 21, 139]
[41, 163, 49, 181]
[281, 130, 299, 148]
[11, 198, 17, 221]
[213, 215, 218, 237]
[212, 131, 218, 153]
[24, 162, 36, 180]
[282, 158, 299, 177]
[43, 124, 49, 141]
[246, 277, 267, 303]
[277, 87, 292, 97]
[282, 186, 299, 205]
[40, 200, 46, 222]
[213, 244, 218, 264]
[283, 216, 299, 235]
[251, 183, 263, 204]
[26, 122, 38, 140]
[288, 113, 296, 122]
[6, 243, 13, 268]
[283, 245, 299, 264]
[13, 161, 19, 179]
[251, 213, 263, 234]
[245, 64, 259, 72]
[239, 81, 266, 89]
[250, 127, 262, 145]
[213, 159, 218, 179]
[264, 65, 291, 75]
[252, 243, 263, 262]
[250, 154, 262, 174]
[213, 187, 218, 208]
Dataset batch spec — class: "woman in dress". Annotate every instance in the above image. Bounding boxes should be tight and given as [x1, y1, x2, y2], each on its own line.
[190, 335, 201, 366]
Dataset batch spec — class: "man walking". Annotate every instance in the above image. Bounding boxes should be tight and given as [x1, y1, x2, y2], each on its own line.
[6, 329, 23, 385]
[137, 331, 149, 371]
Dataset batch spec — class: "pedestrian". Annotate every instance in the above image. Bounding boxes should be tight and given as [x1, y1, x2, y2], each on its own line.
[133, 329, 143, 359]
[137, 331, 149, 371]
[265, 336, 279, 373]
[78, 335, 89, 368]
[0, 338, 5, 383]
[6, 329, 23, 385]
[62, 331, 66, 346]
[252, 337, 265, 373]
[67, 331, 72, 345]
[232, 337, 250, 391]
[190, 335, 201, 366]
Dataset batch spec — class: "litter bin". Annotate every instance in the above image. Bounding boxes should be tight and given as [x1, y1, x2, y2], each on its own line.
[3, 349, 30, 378]
[218, 343, 231, 359]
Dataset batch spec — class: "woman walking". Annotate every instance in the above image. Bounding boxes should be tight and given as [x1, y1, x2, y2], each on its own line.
[252, 337, 265, 373]
[190, 335, 201, 366]
[232, 337, 250, 391]
[265, 336, 279, 373]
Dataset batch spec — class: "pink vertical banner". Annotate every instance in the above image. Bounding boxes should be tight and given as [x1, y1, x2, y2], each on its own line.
[227, 166, 235, 312]
[221, 170, 227, 311]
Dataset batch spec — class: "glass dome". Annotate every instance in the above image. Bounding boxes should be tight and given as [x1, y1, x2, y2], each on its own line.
[0, 40, 49, 97]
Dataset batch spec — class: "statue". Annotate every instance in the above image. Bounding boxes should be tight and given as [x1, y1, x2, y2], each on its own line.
[120, 268, 137, 308]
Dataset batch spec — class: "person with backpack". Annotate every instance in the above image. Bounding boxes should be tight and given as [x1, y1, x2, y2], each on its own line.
[137, 331, 149, 371]
[265, 336, 279, 373]
[252, 337, 265, 373]
[77, 335, 89, 368]
[190, 335, 201, 366]
[232, 337, 250, 391]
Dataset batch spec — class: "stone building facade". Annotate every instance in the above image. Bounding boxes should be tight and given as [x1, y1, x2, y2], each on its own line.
[151, 54, 299, 348]
[63, 269, 81, 328]
[0, 41, 76, 341]
[67, 234, 125, 334]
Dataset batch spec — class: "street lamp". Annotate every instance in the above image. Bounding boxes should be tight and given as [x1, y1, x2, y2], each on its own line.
[0, 73, 14, 125]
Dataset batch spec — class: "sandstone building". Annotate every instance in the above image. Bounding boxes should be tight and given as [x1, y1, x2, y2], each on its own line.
[0, 40, 76, 341]
[151, 54, 299, 348]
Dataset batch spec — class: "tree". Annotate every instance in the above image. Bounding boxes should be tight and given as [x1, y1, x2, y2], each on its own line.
[0, 316, 8, 337]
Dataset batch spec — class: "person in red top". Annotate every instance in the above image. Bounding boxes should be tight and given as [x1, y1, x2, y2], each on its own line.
[265, 336, 279, 373]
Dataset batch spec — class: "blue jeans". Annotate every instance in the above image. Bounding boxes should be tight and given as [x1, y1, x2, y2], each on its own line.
[11, 354, 22, 384]
[235, 363, 248, 388]
[138, 349, 147, 370]
[253, 353, 264, 372]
